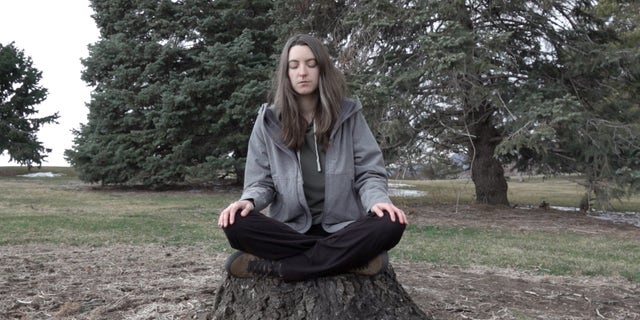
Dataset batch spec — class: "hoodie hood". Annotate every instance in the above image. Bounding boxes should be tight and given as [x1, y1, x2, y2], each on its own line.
[261, 97, 363, 145]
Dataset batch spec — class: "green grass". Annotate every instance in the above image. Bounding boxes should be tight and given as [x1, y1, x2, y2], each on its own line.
[395, 225, 640, 282]
[1, 166, 639, 282]
[0, 166, 237, 248]
[392, 175, 640, 211]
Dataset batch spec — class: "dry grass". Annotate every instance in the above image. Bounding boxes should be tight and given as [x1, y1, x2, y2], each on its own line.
[393, 176, 640, 212]
[1, 167, 638, 282]
[0, 166, 237, 246]
[396, 224, 640, 281]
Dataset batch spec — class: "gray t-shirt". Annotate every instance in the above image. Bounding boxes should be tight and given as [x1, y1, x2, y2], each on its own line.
[299, 123, 325, 224]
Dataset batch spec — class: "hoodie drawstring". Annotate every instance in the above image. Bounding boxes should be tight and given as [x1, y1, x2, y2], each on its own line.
[312, 120, 322, 173]
[297, 120, 322, 173]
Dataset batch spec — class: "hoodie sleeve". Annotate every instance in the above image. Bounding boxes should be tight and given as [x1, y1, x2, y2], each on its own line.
[240, 108, 275, 211]
[351, 111, 392, 211]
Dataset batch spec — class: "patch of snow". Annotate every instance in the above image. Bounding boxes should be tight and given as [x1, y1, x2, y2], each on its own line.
[389, 183, 415, 188]
[19, 172, 63, 178]
[388, 183, 428, 197]
[388, 188, 428, 197]
[588, 211, 640, 228]
[520, 205, 640, 228]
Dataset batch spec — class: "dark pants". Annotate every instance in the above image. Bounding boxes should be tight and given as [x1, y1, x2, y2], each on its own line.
[223, 210, 406, 282]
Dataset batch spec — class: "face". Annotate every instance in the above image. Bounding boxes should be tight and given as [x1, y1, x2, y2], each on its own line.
[287, 45, 319, 96]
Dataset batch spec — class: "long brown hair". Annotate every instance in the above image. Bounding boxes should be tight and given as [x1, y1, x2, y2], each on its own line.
[269, 34, 347, 151]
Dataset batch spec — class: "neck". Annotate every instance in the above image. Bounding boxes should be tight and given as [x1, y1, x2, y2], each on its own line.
[297, 93, 318, 124]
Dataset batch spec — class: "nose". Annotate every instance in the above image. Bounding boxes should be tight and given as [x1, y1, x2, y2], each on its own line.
[298, 64, 308, 77]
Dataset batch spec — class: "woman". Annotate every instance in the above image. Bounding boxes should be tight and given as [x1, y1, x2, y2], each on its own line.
[218, 34, 407, 282]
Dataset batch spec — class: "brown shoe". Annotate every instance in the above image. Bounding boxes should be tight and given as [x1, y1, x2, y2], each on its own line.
[225, 251, 282, 278]
[350, 252, 388, 276]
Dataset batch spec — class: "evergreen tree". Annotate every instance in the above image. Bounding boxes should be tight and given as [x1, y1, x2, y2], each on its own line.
[66, 0, 276, 186]
[272, 0, 640, 206]
[0, 42, 58, 168]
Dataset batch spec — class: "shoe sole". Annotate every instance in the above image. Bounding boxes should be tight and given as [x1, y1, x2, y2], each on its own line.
[351, 252, 388, 276]
[225, 251, 257, 278]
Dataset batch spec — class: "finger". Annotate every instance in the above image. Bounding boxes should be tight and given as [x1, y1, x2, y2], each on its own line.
[241, 201, 254, 217]
[386, 209, 397, 222]
[397, 210, 408, 224]
[228, 207, 237, 226]
[371, 206, 384, 218]
[379, 205, 397, 222]
[218, 211, 227, 228]
[373, 204, 396, 221]
[394, 208, 407, 224]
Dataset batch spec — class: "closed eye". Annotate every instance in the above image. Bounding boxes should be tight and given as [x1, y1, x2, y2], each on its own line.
[288, 59, 317, 69]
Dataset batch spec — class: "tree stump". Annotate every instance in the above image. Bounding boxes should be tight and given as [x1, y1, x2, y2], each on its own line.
[210, 265, 431, 320]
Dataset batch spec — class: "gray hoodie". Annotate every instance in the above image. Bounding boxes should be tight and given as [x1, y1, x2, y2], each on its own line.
[240, 98, 391, 233]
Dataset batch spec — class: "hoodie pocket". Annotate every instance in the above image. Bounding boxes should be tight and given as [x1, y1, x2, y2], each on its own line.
[323, 173, 364, 225]
[270, 175, 304, 223]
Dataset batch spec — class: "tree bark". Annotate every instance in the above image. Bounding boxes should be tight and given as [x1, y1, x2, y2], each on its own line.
[210, 265, 431, 320]
[470, 113, 510, 206]
[467, 99, 510, 206]
[471, 146, 509, 206]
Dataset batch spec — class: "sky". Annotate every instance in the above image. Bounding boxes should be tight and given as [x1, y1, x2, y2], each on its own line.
[0, 0, 99, 166]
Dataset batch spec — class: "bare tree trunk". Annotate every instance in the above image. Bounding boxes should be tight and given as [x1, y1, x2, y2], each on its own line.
[471, 144, 509, 206]
[211, 265, 431, 320]
[469, 104, 510, 206]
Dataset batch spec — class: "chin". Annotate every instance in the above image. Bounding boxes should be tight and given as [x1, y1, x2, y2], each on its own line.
[297, 89, 317, 96]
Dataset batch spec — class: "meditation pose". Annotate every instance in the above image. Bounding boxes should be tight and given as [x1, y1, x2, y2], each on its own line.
[218, 34, 407, 282]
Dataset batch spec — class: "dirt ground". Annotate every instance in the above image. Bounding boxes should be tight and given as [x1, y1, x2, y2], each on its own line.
[1, 205, 638, 320]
